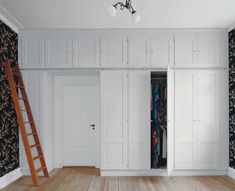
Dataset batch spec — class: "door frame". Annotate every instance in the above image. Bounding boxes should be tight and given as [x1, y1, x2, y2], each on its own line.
[54, 72, 101, 168]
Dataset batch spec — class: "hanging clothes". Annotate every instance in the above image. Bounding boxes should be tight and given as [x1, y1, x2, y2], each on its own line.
[151, 77, 167, 169]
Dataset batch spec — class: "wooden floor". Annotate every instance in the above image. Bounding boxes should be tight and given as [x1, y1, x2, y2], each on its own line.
[2, 167, 235, 191]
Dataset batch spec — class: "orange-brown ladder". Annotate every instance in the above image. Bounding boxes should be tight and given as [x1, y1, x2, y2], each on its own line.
[4, 60, 49, 186]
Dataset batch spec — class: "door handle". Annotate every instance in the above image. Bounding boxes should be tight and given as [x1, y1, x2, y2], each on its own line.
[90, 124, 95, 130]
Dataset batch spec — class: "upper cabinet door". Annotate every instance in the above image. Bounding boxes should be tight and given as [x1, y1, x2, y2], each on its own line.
[150, 36, 174, 68]
[128, 71, 150, 169]
[128, 37, 149, 68]
[21, 36, 44, 68]
[73, 37, 100, 68]
[175, 36, 197, 68]
[100, 37, 128, 68]
[45, 36, 72, 68]
[197, 35, 220, 68]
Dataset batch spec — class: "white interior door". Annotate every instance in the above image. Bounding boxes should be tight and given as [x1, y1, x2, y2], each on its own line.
[128, 71, 150, 169]
[63, 82, 99, 167]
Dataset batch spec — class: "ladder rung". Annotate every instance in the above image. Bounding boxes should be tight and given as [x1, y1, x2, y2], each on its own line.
[18, 97, 26, 101]
[24, 121, 33, 124]
[21, 109, 30, 112]
[27, 132, 36, 136]
[33, 155, 42, 161]
[30, 144, 40, 148]
[36, 166, 45, 173]
[16, 85, 24, 89]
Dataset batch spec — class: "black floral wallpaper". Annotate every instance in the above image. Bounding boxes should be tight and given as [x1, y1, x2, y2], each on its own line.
[229, 29, 235, 169]
[0, 19, 19, 177]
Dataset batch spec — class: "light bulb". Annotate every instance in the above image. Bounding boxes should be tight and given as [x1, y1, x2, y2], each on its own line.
[132, 12, 141, 23]
[107, 6, 117, 17]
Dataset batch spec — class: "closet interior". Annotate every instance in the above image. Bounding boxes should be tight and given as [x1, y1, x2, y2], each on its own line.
[151, 72, 167, 169]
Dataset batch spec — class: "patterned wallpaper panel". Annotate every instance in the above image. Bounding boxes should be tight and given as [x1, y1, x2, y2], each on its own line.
[229, 30, 235, 169]
[0, 20, 19, 177]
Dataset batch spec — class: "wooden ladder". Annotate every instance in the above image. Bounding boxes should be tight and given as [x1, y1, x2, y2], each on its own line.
[4, 60, 49, 186]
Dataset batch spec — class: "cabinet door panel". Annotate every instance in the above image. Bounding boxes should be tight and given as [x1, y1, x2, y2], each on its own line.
[128, 71, 150, 169]
[45, 37, 72, 68]
[175, 36, 196, 68]
[197, 35, 220, 68]
[73, 37, 99, 68]
[174, 71, 196, 169]
[150, 36, 174, 68]
[101, 71, 128, 169]
[128, 37, 149, 68]
[197, 71, 219, 168]
[101, 37, 127, 68]
[22, 36, 44, 68]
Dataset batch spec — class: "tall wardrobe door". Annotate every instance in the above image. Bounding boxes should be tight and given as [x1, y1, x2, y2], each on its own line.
[174, 71, 196, 169]
[100, 71, 128, 169]
[196, 71, 219, 169]
[128, 71, 150, 169]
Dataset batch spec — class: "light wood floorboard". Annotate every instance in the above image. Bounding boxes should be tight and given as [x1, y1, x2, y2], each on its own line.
[2, 167, 235, 191]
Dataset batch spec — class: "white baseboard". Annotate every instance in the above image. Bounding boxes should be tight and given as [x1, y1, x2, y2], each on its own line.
[101, 169, 228, 177]
[228, 167, 235, 180]
[101, 169, 168, 176]
[0, 168, 22, 189]
[171, 170, 227, 176]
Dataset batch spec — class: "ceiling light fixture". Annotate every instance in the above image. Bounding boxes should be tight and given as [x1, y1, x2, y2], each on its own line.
[107, 0, 141, 23]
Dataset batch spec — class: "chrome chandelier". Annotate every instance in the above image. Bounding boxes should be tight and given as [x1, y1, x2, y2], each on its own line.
[107, 0, 141, 23]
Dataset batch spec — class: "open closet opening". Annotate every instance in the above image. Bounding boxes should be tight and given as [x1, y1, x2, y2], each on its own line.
[151, 72, 167, 169]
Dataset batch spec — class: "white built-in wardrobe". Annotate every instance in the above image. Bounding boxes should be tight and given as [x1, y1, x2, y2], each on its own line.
[19, 29, 229, 176]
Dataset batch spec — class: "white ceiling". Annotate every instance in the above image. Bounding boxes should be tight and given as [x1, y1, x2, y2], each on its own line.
[1, 0, 235, 29]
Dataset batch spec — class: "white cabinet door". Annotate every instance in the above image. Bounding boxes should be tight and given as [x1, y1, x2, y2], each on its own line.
[73, 37, 100, 68]
[101, 37, 128, 68]
[197, 35, 220, 68]
[150, 36, 174, 68]
[128, 71, 150, 169]
[167, 67, 174, 175]
[20, 71, 42, 174]
[196, 71, 219, 169]
[174, 71, 196, 169]
[45, 36, 72, 68]
[21, 36, 44, 68]
[128, 37, 149, 68]
[101, 71, 128, 169]
[175, 36, 197, 68]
